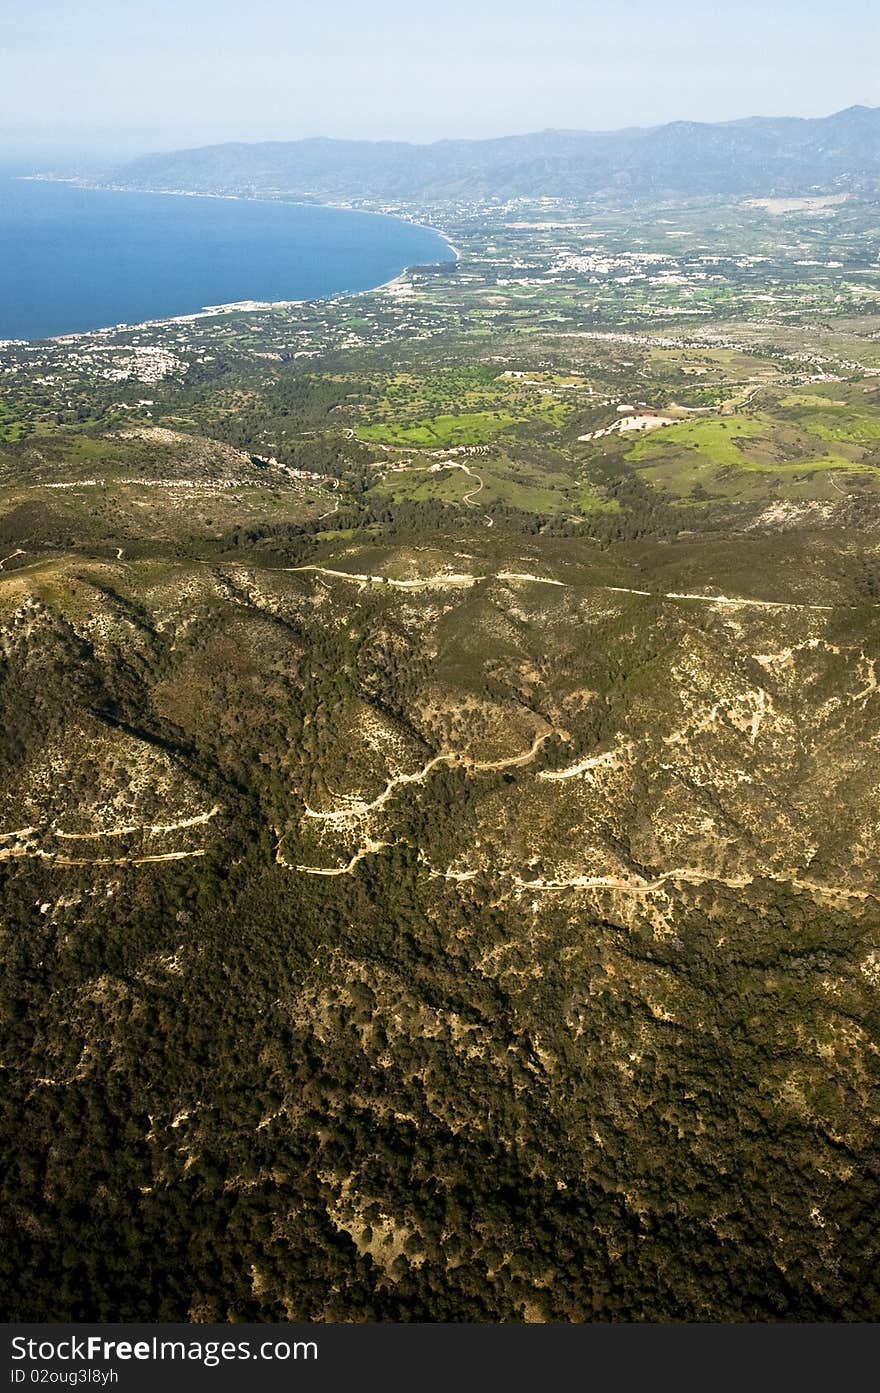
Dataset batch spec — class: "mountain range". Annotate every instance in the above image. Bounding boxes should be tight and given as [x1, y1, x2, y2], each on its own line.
[100, 105, 880, 203]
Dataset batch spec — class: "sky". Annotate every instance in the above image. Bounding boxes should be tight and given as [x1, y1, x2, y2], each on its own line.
[2, 0, 878, 164]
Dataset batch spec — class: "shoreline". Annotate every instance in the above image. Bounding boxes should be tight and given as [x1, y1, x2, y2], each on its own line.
[11, 175, 459, 347]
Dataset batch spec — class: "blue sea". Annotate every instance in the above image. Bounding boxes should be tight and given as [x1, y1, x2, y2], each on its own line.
[0, 174, 453, 341]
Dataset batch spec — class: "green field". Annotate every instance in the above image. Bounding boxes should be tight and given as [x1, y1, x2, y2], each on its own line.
[357, 409, 524, 447]
[365, 448, 614, 515]
[626, 406, 880, 499]
[354, 365, 584, 448]
[357, 402, 571, 448]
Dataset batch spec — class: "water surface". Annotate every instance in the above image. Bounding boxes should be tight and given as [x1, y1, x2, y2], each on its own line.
[0, 177, 452, 340]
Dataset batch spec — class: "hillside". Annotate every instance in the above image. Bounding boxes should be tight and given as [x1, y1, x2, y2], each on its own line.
[2, 188, 880, 1321]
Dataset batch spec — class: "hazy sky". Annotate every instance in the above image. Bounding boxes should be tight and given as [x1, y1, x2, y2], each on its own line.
[3, 0, 878, 163]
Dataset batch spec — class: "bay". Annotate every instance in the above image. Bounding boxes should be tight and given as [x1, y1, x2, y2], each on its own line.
[0, 176, 453, 340]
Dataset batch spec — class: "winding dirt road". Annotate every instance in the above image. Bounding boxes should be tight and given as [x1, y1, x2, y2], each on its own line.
[286, 565, 844, 612]
[303, 730, 553, 825]
[53, 805, 221, 840]
[511, 866, 871, 903]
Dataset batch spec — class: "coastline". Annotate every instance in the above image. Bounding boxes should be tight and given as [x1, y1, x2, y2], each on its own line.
[14, 175, 459, 346]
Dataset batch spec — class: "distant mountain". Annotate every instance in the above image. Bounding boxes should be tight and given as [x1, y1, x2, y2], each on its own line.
[101, 106, 880, 204]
